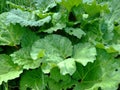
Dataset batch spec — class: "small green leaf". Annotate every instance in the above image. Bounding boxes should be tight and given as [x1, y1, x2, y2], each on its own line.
[73, 43, 97, 66]
[58, 58, 76, 75]
[65, 27, 86, 39]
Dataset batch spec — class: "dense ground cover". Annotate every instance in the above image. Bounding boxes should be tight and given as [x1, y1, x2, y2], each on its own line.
[0, 0, 120, 90]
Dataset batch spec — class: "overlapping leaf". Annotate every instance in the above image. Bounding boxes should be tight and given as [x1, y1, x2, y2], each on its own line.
[20, 68, 46, 90]
[31, 34, 73, 73]
[41, 12, 67, 33]
[73, 43, 97, 66]
[34, 0, 56, 12]
[0, 54, 23, 85]
[55, 0, 82, 12]
[31, 34, 72, 60]
[7, 9, 51, 27]
[0, 12, 25, 46]
[10, 47, 42, 69]
[85, 49, 120, 90]
[58, 58, 76, 75]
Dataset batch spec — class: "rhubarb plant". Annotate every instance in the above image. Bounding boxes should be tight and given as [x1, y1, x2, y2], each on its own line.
[0, 0, 120, 90]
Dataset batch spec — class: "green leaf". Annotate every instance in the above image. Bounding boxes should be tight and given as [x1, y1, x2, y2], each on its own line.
[43, 23, 66, 33]
[58, 58, 76, 75]
[21, 30, 39, 48]
[56, 0, 82, 12]
[10, 47, 42, 69]
[7, 9, 51, 27]
[41, 63, 56, 73]
[0, 13, 25, 46]
[20, 68, 46, 90]
[73, 43, 97, 66]
[0, 54, 23, 85]
[100, 0, 120, 43]
[73, 60, 102, 90]
[31, 34, 73, 73]
[85, 49, 120, 90]
[47, 78, 62, 90]
[83, 0, 109, 17]
[108, 0, 120, 24]
[34, 0, 56, 12]
[41, 12, 67, 33]
[49, 67, 74, 89]
[31, 34, 72, 60]
[65, 27, 86, 39]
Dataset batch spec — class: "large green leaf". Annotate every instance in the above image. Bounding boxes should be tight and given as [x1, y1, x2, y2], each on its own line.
[20, 68, 47, 90]
[73, 49, 120, 90]
[85, 49, 120, 90]
[73, 43, 97, 66]
[0, 54, 23, 85]
[31, 34, 72, 60]
[73, 60, 102, 90]
[0, 12, 25, 46]
[10, 47, 42, 69]
[7, 9, 51, 27]
[31, 34, 73, 73]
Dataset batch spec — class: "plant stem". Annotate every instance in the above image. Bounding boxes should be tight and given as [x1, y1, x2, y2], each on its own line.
[3, 82, 8, 90]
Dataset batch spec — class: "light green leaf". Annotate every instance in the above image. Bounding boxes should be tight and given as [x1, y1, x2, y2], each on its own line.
[41, 63, 57, 74]
[83, 0, 94, 3]
[10, 47, 42, 69]
[31, 34, 73, 73]
[34, 0, 56, 12]
[58, 58, 76, 75]
[0, 54, 23, 85]
[73, 43, 97, 66]
[110, 44, 120, 54]
[7, 9, 51, 27]
[43, 23, 66, 33]
[20, 68, 46, 90]
[0, 13, 25, 46]
[31, 34, 72, 60]
[65, 27, 86, 39]
[108, 0, 120, 24]
[100, 0, 120, 43]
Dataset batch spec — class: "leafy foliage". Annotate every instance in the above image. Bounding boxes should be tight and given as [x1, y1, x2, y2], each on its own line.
[0, 0, 120, 90]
